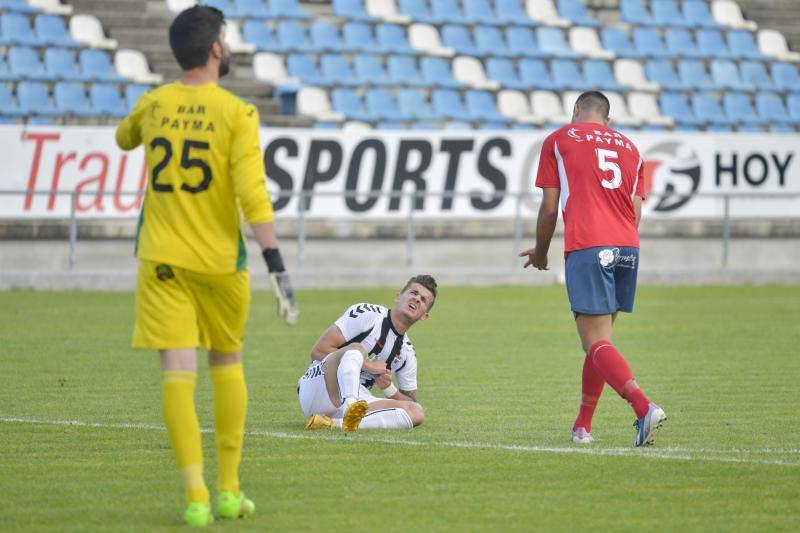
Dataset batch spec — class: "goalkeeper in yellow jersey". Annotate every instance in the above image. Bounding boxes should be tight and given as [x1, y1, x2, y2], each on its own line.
[115, 5, 298, 527]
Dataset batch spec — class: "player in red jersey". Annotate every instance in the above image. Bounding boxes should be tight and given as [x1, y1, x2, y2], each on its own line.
[519, 91, 666, 447]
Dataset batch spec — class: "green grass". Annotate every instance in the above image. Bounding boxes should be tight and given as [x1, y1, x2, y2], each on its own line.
[1, 286, 799, 532]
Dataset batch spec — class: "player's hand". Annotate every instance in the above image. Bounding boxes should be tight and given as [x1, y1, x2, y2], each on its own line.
[375, 372, 392, 389]
[362, 359, 389, 375]
[269, 272, 300, 325]
[519, 248, 549, 270]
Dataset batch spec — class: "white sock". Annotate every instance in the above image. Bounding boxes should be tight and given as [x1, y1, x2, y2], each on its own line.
[357, 408, 413, 429]
[336, 349, 364, 403]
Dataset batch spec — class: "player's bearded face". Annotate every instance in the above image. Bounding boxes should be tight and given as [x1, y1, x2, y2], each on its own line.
[218, 42, 231, 77]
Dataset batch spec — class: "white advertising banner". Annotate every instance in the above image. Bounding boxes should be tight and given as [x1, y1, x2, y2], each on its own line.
[0, 126, 798, 219]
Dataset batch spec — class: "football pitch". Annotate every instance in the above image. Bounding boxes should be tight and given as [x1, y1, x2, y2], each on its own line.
[1, 285, 799, 531]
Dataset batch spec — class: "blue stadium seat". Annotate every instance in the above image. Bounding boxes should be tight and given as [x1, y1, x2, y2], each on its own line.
[286, 54, 326, 86]
[583, 60, 626, 92]
[465, 90, 509, 122]
[0, 84, 25, 116]
[431, 0, 472, 25]
[552, 59, 592, 91]
[601, 28, 646, 59]
[0, 57, 15, 81]
[276, 21, 317, 53]
[331, 88, 375, 121]
[376, 121, 405, 129]
[464, 0, 503, 26]
[398, 89, 435, 120]
[755, 93, 797, 126]
[737, 124, 764, 132]
[0, 0, 38, 14]
[710, 60, 754, 91]
[398, 0, 440, 25]
[494, 0, 537, 26]
[320, 54, 359, 87]
[683, 0, 723, 28]
[433, 89, 481, 120]
[511, 123, 537, 130]
[124, 84, 150, 113]
[696, 29, 736, 59]
[645, 60, 688, 91]
[659, 92, 704, 126]
[17, 81, 64, 117]
[376, 24, 419, 56]
[727, 30, 767, 61]
[343, 22, 387, 53]
[332, 0, 378, 22]
[474, 26, 515, 58]
[314, 121, 341, 129]
[387, 56, 427, 86]
[90, 83, 126, 118]
[678, 60, 717, 90]
[54, 82, 97, 117]
[771, 62, 800, 92]
[443, 121, 472, 130]
[242, 21, 282, 52]
[34, 15, 81, 48]
[485, 58, 530, 90]
[507, 27, 547, 58]
[234, 0, 272, 19]
[410, 122, 437, 130]
[203, 0, 240, 19]
[519, 58, 560, 90]
[537, 27, 579, 58]
[310, 22, 348, 53]
[674, 123, 701, 132]
[692, 93, 736, 126]
[1, 13, 46, 47]
[80, 49, 126, 83]
[651, 0, 692, 28]
[620, 0, 658, 26]
[44, 48, 88, 82]
[633, 28, 674, 58]
[642, 124, 668, 132]
[420, 56, 463, 88]
[441, 25, 482, 57]
[8, 46, 51, 81]
[787, 94, 800, 122]
[365, 89, 413, 121]
[723, 92, 766, 126]
[479, 122, 509, 130]
[740, 61, 775, 91]
[771, 124, 796, 133]
[665, 28, 705, 59]
[267, 0, 310, 19]
[354, 55, 393, 86]
[706, 124, 733, 132]
[558, 0, 600, 27]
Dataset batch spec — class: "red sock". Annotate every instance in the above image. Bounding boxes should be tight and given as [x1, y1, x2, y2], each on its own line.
[589, 341, 650, 419]
[573, 353, 604, 432]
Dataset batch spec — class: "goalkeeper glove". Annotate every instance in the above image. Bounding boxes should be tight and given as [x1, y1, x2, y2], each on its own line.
[262, 248, 299, 325]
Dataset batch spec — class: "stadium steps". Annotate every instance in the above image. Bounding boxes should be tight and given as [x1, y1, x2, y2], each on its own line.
[735, 0, 800, 52]
[66, 0, 311, 127]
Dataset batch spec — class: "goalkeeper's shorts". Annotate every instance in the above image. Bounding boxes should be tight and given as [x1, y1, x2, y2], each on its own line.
[133, 259, 250, 352]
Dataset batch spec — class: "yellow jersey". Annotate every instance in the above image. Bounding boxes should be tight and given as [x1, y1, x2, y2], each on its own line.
[116, 82, 274, 274]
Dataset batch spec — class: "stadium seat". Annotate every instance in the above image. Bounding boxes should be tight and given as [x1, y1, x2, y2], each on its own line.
[333, 0, 378, 22]
[410, 122, 437, 130]
[696, 29, 736, 59]
[432, 0, 477, 25]
[365, 89, 412, 121]
[354, 55, 394, 87]
[320, 55, 359, 87]
[739, 61, 774, 91]
[54, 81, 97, 117]
[242, 21, 282, 52]
[235, 0, 272, 19]
[727, 30, 767, 60]
[479, 122, 509, 130]
[286, 54, 326, 86]
[441, 25, 482, 57]
[115, 49, 163, 85]
[674, 124, 700, 132]
[651, 0, 692, 28]
[443, 121, 472, 129]
[17, 81, 64, 117]
[723, 92, 766, 125]
[453, 56, 500, 90]
[420, 56, 463, 88]
[223, 20, 256, 54]
[633, 28, 674, 58]
[771, 62, 800, 92]
[474, 26, 515, 58]
[313, 121, 340, 129]
[678, 60, 718, 91]
[387, 56, 427, 86]
[297, 87, 345, 122]
[365, 0, 411, 24]
[252, 52, 300, 87]
[310, 22, 348, 53]
[755, 93, 797, 126]
[375, 121, 403, 130]
[432, 89, 480, 120]
[645, 60, 689, 91]
[757, 30, 800, 63]
[276, 21, 317, 53]
[341, 120, 372, 130]
[376, 24, 419, 55]
[569, 27, 614, 60]
[398, 0, 440, 25]
[526, 0, 570, 28]
[464, 0, 503, 26]
[692, 92, 736, 126]
[770, 124, 796, 133]
[506, 27, 547, 58]
[34, 14, 80, 48]
[497, 90, 544, 124]
[787, 94, 800, 122]
[465, 90, 509, 123]
[44, 48, 88, 82]
[531, 90, 571, 124]
[665, 29, 705, 59]
[267, 0, 311, 19]
[398, 89, 435, 120]
[90, 83, 126, 118]
[628, 92, 674, 127]
[601, 28, 646, 59]
[706, 124, 733, 132]
[620, 0, 658, 26]
[584, 60, 626, 92]
[485, 58, 531, 91]
[557, 0, 600, 27]
[659, 92, 704, 126]
[408, 24, 455, 57]
[710, 60, 754, 91]
[8, 46, 51, 81]
[203, 0, 239, 19]
[0, 0, 38, 13]
[0, 84, 26, 116]
[80, 49, 126, 83]
[2, 13, 47, 47]
[614, 59, 659, 92]
[124, 84, 150, 113]
[537, 27, 580, 58]
[711, 0, 757, 31]
[0, 57, 15, 81]
[519, 58, 560, 90]
[603, 91, 643, 127]
[494, 0, 536, 26]
[69, 14, 118, 49]
[552, 59, 592, 91]
[682, 0, 722, 28]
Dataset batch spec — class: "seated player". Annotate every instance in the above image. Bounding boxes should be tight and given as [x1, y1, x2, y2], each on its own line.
[298, 275, 437, 431]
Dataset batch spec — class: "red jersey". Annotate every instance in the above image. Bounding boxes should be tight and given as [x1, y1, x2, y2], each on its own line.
[535, 122, 645, 253]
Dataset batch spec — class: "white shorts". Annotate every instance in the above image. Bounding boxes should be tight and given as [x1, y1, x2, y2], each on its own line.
[297, 357, 380, 417]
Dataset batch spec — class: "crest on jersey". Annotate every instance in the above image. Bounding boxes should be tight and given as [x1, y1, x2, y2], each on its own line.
[567, 128, 584, 142]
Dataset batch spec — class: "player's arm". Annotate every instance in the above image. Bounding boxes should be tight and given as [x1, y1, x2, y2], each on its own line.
[114, 93, 150, 150]
[634, 195, 642, 227]
[520, 187, 559, 270]
[374, 371, 417, 402]
[310, 324, 347, 360]
[634, 158, 645, 228]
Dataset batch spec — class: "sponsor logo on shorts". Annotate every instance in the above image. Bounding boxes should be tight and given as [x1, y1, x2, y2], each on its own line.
[598, 248, 637, 270]
[155, 264, 174, 281]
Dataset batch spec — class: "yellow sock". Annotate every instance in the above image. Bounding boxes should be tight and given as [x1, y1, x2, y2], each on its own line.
[211, 363, 247, 496]
[162, 371, 209, 505]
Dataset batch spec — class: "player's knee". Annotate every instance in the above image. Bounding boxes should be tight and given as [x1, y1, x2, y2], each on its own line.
[345, 343, 367, 356]
[405, 402, 424, 427]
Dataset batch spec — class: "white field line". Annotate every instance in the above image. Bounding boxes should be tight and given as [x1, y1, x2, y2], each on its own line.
[2, 416, 799, 468]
